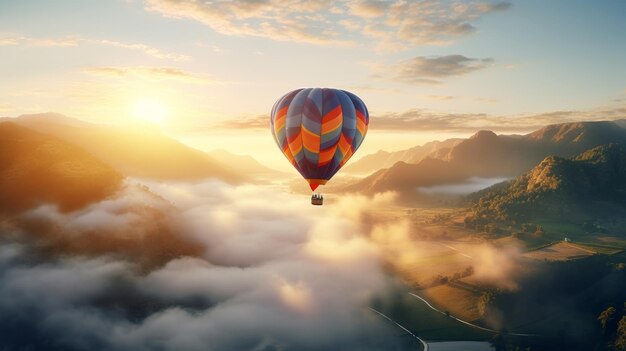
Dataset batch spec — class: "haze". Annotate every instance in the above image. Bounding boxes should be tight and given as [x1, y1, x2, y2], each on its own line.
[1, 1, 626, 351]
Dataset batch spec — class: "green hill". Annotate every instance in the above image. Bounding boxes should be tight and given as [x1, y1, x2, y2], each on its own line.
[467, 143, 626, 223]
[347, 121, 626, 202]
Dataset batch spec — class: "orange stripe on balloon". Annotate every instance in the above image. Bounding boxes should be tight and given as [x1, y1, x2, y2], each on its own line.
[318, 145, 337, 165]
[356, 109, 366, 122]
[276, 106, 288, 118]
[340, 148, 354, 167]
[275, 105, 297, 167]
[322, 105, 342, 121]
[337, 134, 351, 155]
[302, 126, 320, 153]
[289, 132, 303, 154]
[282, 144, 295, 164]
[274, 107, 287, 128]
[274, 117, 286, 132]
[356, 117, 366, 136]
[321, 115, 342, 135]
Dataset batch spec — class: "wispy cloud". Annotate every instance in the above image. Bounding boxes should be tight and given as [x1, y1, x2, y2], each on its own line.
[0, 33, 80, 47]
[214, 106, 626, 133]
[83, 66, 214, 84]
[389, 55, 494, 84]
[0, 33, 188, 61]
[360, 1, 510, 51]
[348, 0, 388, 18]
[144, 0, 350, 46]
[371, 107, 626, 133]
[424, 95, 457, 101]
[142, 0, 510, 50]
[94, 39, 189, 61]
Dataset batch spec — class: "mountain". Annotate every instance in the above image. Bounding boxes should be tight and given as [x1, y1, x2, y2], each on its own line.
[468, 143, 626, 222]
[347, 121, 626, 201]
[613, 118, 626, 129]
[207, 149, 284, 178]
[0, 122, 123, 213]
[344, 138, 462, 174]
[4, 113, 242, 181]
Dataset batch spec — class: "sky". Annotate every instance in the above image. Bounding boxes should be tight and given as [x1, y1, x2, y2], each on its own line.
[1, 0, 626, 167]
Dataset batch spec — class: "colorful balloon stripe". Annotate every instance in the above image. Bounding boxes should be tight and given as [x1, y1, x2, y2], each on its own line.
[270, 88, 369, 191]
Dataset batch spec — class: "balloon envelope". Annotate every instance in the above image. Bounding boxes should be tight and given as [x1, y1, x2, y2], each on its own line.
[270, 88, 369, 191]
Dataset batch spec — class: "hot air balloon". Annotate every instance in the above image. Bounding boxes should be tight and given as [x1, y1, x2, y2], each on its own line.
[270, 88, 369, 202]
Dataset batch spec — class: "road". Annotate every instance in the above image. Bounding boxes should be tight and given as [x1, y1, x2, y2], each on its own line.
[408, 293, 539, 337]
[368, 307, 429, 351]
[439, 243, 473, 259]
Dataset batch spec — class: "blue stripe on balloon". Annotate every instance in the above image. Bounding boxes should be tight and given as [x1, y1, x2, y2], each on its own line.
[342, 90, 368, 125]
[336, 90, 356, 140]
[301, 89, 322, 166]
[320, 127, 341, 149]
[286, 89, 311, 175]
[321, 88, 341, 117]
[271, 89, 300, 150]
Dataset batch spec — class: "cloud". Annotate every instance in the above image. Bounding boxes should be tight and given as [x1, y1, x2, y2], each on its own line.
[0, 33, 80, 47]
[83, 66, 214, 84]
[373, 1, 510, 50]
[8, 184, 201, 270]
[93, 39, 189, 61]
[348, 0, 388, 18]
[0, 33, 188, 61]
[367, 212, 524, 291]
[142, 0, 510, 50]
[144, 0, 350, 46]
[214, 114, 269, 130]
[215, 105, 626, 134]
[390, 55, 493, 84]
[0, 179, 403, 350]
[370, 106, 626, 133]
[424, 95, 456, 101]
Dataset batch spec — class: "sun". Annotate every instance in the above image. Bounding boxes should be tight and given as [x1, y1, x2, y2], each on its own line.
[133, 98, 167, 124]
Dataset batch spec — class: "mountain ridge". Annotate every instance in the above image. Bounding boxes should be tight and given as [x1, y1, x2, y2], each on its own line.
[347, 120, 626, 201]
[3, 113, 244, 182]
[0, 122, 123, 213]
[467, 143, 626, 222]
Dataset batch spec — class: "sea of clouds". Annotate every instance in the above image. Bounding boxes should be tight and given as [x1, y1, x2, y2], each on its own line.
[0, 179, 411, 351]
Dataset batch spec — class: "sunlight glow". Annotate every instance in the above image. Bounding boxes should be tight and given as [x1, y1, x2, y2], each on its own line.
[133, 98, 167, 124]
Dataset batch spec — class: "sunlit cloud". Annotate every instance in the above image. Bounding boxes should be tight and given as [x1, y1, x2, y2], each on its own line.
[348, 0, 388, 18]
[83, 66, 215, 84]
[0, 33, 80, 47]
[0, 33, 188, 60]
[94, 39, 189, 61]
[144, 0, 350, 46]
[372, 106, 626, 133]
[424, 95, 456, 101]
[214, 105, 626, 134]
[377, 1, 511, 50]
[142, 0, 510, 50]
[389, 55, 494, 84]
[0, 179, 399, 350]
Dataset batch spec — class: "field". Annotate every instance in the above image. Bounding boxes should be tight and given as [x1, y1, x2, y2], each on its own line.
[373, 204, 626, 338]
[523, 242, 595, 261]
[374, 291, 494, 342]
[421, 283, 484, 321]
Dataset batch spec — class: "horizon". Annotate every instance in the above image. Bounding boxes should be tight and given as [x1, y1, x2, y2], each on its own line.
[2, 1, 626, 170]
